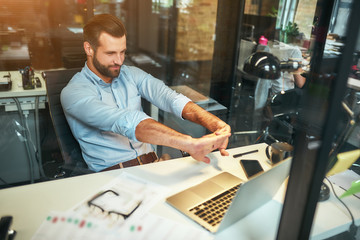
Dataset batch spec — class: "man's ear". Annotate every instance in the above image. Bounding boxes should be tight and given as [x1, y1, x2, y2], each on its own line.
[84, 42, 94, 57]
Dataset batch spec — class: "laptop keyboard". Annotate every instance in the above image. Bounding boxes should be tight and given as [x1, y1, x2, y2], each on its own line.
[189, 184, 241, 227]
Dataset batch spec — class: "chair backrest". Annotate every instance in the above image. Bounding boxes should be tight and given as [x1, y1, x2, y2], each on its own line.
[270, 88, 303, 117]
[43, 68, 93, 176]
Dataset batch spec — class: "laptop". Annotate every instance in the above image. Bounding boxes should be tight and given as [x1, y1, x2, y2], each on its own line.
[166, 158, 291, 233]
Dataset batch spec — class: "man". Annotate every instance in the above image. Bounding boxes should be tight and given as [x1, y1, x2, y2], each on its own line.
[269, 44, 306, 95]
[253, 42, 306, 131]
[61, 14, 231, 172]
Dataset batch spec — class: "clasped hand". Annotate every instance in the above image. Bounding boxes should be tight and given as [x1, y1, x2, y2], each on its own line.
[187, 125, 231, 164]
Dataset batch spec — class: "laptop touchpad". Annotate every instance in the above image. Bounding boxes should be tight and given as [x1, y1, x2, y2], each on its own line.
[191, 181, 224, 199]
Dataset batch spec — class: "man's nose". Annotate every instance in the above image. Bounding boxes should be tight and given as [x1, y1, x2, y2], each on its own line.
[114, 54, 124, 65]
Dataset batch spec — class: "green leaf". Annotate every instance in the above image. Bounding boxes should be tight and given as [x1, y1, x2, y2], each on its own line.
[340, 180, 360, 198]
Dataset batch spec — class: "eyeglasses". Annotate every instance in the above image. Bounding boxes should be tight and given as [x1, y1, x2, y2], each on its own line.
[87, 189, 142, 221]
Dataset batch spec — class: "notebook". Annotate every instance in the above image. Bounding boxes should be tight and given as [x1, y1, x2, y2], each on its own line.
[166, 158, 291, 233]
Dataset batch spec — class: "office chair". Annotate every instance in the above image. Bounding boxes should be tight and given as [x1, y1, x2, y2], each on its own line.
[43, 68, 94, 177]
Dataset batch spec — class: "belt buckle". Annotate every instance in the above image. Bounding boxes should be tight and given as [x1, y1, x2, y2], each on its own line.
[139, 152, 157, 165]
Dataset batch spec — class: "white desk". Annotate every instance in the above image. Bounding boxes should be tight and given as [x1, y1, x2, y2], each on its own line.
[0, 143, 359, 239]
[348, 77, 360, 91]
[0, 70, 47, 111]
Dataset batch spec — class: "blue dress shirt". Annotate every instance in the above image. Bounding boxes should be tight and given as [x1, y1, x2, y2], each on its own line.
[61, 63, 191, 172]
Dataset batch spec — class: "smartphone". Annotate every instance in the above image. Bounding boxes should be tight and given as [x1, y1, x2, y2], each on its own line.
[240, 159, 264, 178]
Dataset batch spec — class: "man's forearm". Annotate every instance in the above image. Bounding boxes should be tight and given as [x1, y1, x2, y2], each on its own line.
[181, 101, 228, 133]
[294, 73, 306, 88]
[135, 118, 192, 151]
[135, 118, 231, 163]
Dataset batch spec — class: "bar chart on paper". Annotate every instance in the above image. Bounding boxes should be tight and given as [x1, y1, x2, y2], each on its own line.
[32, 211, 213, 240]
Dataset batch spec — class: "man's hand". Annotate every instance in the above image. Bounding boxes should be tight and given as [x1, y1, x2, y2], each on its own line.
[214, 124, 231, 156]
[135, 117, 231, 164]
[185, 132, 231, 164]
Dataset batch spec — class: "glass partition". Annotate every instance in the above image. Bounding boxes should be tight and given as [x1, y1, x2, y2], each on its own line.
[0, 0, 359, 238]
[0, 0, 87, 187]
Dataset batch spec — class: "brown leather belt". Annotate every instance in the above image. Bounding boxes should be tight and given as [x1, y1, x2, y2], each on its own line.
[101, 152, 158, 172]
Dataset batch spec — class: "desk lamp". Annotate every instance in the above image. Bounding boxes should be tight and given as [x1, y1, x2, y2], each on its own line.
[327, 149, 360, 177]
[238, 51, 302, 143]
[321, 108, 360, 201]
[242, 51, 302, 80]
[243, 52, 281, 80]
[319, 149, 360, 201]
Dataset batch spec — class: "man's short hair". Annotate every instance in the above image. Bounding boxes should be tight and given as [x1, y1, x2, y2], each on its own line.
[83, 14, 127, 49]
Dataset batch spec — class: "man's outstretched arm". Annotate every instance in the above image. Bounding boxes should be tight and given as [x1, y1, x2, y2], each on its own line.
[181, 101, 231, 156]
[135, 118, 231, 163]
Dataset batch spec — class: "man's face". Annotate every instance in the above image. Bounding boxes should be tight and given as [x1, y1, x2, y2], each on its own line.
[88, 32, 126, 82]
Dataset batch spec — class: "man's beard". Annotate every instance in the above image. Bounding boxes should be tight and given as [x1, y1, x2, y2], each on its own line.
[93, 54, 121, 79]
